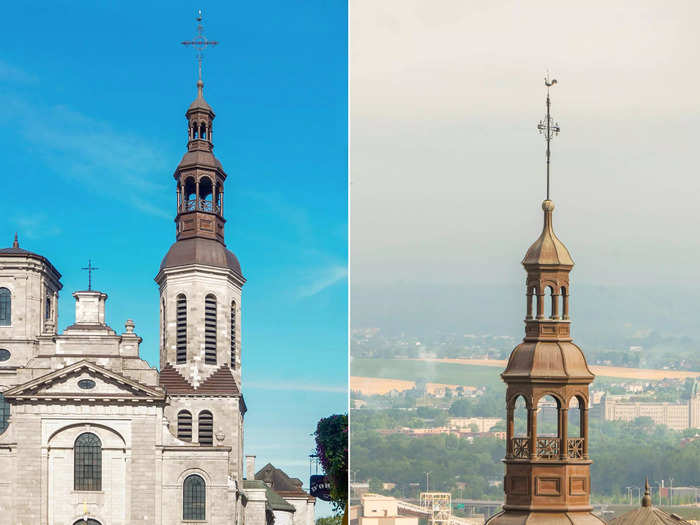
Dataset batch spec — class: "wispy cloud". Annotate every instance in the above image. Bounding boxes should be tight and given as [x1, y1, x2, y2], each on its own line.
[11, 214, 62, 240]
[297, 264, 348, 298]
[0, 60, 38, 84]
[0, 63, 171, 219]
[246, 381, 347, 393]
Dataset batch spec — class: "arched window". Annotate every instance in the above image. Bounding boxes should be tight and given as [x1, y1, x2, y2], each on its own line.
[536, 395, 560, 459]
[0, 288, 10, 326]
[73, 520, 101, 525]
[192, 122, 199, 139]
[199, 177, 213, 212]
[178, 410, 192, 441]
[544, 286, 554, 319]
[513, 395, 527, 436]
[0, 393, 10, 434]
[204, 295, 217, 364]
[198, 411, 213, 446]
[74, 432, 102, 491]
[230, 300, 237, 369]
[200, 122, 207, 140]
[176, 294, 187, 363]
[183, 474, 206, 520]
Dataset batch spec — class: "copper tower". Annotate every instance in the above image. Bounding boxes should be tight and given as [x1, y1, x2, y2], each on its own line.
[486, 78, 604, 525]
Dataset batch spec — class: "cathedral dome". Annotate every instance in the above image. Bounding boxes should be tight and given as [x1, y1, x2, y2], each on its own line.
[522, 200, 573, 268]
[502, 340, 593, 382]
[0, 234, 61, 279]
[160, 237, 243, 277]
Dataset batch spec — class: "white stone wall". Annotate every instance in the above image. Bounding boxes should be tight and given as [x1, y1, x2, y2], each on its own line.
[0, 254, 61, 371]
[286, 495, 316, 525]
[165, 395, 243, 479]
[157, 265, 243, 387]
[161, 450, 239, 524]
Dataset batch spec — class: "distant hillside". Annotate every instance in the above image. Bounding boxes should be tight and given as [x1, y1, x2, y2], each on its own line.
[352, 283, 700, 363]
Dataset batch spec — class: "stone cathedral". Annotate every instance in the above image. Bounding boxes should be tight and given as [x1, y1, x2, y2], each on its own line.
[0, 78, 315, 525]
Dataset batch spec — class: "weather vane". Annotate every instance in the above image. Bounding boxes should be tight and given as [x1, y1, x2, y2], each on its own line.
[537, 73, 560, 201]
[81, 260, 99, 291]
[181, 9, 219, 82]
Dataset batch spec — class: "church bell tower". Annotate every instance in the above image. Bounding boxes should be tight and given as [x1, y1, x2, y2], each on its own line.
[155, 14, 246, 481]
[487, 78, 604, 524]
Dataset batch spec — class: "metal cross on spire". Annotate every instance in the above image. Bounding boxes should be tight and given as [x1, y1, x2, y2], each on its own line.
[181, 10, 219, 82]
[81, 260, 99, 291]
[537, 73, 560, 201]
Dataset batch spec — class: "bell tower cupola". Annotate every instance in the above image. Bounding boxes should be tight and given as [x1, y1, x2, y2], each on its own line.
[487, 77, 603, 525]
[175, 79, 226, 243]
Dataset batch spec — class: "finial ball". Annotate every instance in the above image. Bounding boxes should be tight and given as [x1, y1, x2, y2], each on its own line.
[542, 200, 555, 212]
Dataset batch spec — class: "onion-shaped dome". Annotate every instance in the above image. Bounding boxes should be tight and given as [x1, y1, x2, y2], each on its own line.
[522, 200, 573, 269]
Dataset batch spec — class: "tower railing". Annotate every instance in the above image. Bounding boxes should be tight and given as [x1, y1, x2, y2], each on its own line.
[510, 437, 585, 459]
[182, 199, 220, 214]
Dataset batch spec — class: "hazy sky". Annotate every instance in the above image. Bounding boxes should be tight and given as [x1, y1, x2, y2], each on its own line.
[4, 2, 346, 514]
[351, 1, 700, 289]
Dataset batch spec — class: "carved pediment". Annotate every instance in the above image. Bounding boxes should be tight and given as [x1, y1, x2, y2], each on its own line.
[3, 360, 166, 402]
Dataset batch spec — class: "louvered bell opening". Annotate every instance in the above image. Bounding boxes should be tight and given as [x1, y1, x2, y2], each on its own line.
[177, 411, 192, 441]
[176, 297, 188, 363]
[199, 412, 213, 445]
[230, 303, 236, 369]
[204, 297, 217, 365]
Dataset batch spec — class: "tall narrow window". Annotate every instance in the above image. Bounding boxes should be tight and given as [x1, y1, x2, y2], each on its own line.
[178, 410, 192, 441]
[0, 288, 10, 326]
[198, 411, 213, 446]
[204, 295, 217, 364]
[183, 474, 206, 520]
[0, 393, 9, 434]
[45, 295, 51, 320]
[74, 432, 102, 491]
[176, 294, 187, 363]
[230, 300, 237, 368]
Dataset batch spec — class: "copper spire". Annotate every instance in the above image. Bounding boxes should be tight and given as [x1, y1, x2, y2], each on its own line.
[642, 477, 652, 507]
[537, 73, 560, 201]
[181, 9, 219, 83]
[12, 233, 18, 249]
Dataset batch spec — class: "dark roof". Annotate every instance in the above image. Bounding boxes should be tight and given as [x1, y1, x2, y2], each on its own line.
[264, 488, 296, 512]
[0, 236, 62, 280]
[160, 237, 243, 277]
[255, 463, 309, 497]
[159, 364, 241, 396]
[176, 149, 224, 171]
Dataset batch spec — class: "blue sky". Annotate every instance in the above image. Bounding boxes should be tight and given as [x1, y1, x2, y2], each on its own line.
[3, 1, 347, 515]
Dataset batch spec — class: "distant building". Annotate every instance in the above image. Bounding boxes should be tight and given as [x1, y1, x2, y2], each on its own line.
[358, 494, 418, 525]
[448, 417, 503, 433]
[351, 482, 371, 499]
[598, 385, 700, 431]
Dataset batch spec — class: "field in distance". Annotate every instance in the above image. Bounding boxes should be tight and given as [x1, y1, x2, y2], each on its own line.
[350, 357, 700, 395]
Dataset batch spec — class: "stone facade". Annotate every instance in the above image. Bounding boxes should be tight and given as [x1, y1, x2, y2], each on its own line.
[0, 77, 316, 525]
